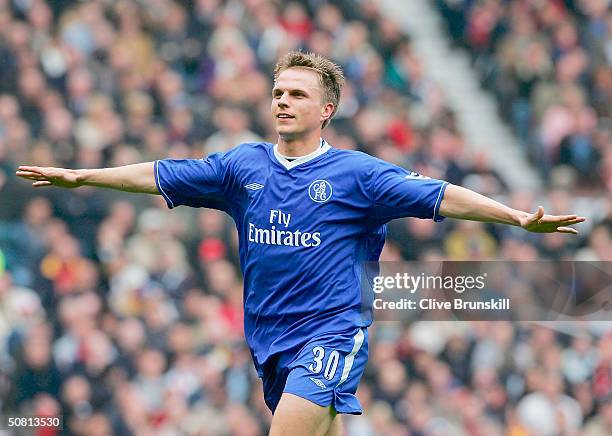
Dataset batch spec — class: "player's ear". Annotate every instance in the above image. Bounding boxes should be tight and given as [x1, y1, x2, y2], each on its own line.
[321, 102, 334, 123]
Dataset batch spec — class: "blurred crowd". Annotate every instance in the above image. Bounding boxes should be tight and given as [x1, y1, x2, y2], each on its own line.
[0, 0, 610, 435]
[437, 0, 611, 190]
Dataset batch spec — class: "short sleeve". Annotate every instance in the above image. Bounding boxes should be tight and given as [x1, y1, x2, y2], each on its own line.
[154, 152, 234, 212]
[369, 160, 448, 223]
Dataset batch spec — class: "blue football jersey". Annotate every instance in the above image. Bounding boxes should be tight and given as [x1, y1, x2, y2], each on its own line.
[155, 141, 448, 367]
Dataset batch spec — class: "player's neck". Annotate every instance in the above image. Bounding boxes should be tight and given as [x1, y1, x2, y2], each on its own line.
[277, 134, 321, 157]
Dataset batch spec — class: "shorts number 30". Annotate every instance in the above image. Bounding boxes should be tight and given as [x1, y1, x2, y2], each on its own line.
[309, 347, 340, 380]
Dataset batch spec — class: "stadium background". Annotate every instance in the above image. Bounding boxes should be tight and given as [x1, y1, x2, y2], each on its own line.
[0, 0, 610, 434]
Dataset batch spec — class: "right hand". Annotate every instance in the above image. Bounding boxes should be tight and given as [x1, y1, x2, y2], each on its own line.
[15, 166, 83, 188]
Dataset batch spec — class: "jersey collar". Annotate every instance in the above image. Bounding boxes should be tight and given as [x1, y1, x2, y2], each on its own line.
[273, 138, 331, 170]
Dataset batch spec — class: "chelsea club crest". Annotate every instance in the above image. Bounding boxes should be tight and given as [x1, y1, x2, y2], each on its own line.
[308, 180, 333, 203]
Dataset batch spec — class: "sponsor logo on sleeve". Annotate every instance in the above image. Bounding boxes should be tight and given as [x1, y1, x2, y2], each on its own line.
[405, 172, 430, 180]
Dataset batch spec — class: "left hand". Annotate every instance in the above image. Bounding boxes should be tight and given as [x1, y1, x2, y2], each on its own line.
[519, 206, 586, 234]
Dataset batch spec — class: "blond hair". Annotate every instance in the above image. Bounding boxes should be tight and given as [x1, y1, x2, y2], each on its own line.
[273, 51, 345, 129]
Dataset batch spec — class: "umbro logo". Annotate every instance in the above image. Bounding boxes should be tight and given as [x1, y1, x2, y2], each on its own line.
[245, 183, 264, 191]
[309, 377, 327, 390]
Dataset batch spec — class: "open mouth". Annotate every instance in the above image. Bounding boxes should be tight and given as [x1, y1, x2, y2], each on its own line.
[277, 114, 295, 120]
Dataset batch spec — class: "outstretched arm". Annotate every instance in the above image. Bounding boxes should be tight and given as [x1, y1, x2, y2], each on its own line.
[439, 184, 585, 234]
[15, 162, 159, 194]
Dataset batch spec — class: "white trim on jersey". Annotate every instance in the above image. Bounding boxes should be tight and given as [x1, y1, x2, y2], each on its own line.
[274, 138, 331, 170]
[433, 181, 448, 220]
[337, 328, 365, 386]
[155, 160, 175, 208]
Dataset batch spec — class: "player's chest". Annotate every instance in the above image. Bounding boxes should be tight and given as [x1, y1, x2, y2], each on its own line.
[241, 166, 332, 204]
[236, 165, 355, 225]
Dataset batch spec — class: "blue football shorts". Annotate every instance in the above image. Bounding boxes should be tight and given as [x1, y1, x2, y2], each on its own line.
[258, 327, 369, 415]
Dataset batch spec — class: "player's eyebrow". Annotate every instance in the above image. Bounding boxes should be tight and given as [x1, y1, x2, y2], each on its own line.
[272, 86, 311, 97]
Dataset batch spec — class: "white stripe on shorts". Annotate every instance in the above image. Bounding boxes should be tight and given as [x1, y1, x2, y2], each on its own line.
[337, 329, 365, 386]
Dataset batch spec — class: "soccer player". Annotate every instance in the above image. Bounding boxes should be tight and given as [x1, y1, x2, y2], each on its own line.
[16, 52, 585, 436]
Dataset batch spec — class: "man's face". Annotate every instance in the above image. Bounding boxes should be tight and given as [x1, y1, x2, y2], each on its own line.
[271, 68, 333, 140]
